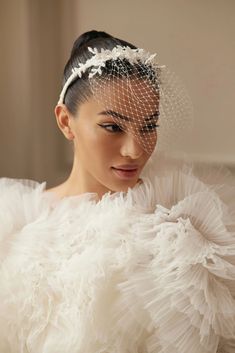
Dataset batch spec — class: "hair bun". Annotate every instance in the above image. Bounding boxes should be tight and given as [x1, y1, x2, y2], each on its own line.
[71, 30, 113, 56]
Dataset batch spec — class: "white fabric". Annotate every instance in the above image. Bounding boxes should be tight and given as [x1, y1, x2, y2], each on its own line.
[0, 152, 235, 353]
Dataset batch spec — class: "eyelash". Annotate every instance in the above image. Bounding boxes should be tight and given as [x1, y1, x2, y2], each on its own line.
[98, 124, 123, 133]
[140, 123, 160, 133]
[98, 123, 160, 133]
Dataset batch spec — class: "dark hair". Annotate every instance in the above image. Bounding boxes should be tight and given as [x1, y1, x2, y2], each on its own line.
[62, 30, 158, 115]
[62, 30, 137, 115]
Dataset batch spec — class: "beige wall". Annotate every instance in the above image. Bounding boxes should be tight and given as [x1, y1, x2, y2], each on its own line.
[0, 1, 31, 178]
[0, 0, 234, 187]
[0, 0, 78, 186]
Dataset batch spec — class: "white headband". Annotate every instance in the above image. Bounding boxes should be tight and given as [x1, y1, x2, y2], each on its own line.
[57, 45, 163, 105]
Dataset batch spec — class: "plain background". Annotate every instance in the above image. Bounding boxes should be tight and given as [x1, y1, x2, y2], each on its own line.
[0, 0, 234, 187]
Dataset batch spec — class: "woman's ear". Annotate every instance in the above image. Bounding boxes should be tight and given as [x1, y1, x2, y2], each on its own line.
[54, 104, 75, 140]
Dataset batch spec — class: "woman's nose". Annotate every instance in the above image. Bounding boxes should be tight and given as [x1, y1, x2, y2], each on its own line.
[120, 133, 144, 159]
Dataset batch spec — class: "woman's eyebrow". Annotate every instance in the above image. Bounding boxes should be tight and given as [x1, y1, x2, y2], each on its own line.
[98, 110, 132, 121]
[98, 110, 159, 122]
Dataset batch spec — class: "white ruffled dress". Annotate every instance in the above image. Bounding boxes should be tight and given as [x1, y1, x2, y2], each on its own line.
[0, 152, 235, 353]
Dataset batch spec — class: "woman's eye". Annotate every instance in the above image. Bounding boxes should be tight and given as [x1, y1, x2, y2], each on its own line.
[140, 123, 160, 133]
[98, 124, 123, 133]
[98, 122, 159, 134]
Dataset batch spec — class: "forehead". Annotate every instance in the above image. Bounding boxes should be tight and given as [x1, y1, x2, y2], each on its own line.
[91, 77, 159, 118]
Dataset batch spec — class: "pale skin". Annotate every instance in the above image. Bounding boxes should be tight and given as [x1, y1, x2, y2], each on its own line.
[46, 80, 159, 201]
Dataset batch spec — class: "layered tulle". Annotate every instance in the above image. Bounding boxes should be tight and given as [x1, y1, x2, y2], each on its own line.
[0, 152, 235, 353]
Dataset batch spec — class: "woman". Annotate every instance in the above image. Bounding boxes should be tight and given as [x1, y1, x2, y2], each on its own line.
[0, 30, 235, 353]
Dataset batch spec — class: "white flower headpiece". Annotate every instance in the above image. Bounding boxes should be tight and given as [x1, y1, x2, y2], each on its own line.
[58, 45, 163, 104]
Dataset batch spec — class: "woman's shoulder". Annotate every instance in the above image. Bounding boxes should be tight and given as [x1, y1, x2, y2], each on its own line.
[141, 151, 235, 210]
[121, 153, 235, 352]
[0, 176, 44, 194]
[0, 176, 51, 213]
[0, 177, 52, 243]
[0, 176, 60, 202]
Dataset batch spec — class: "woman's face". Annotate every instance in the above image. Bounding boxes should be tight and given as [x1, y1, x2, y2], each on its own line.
[69, 78, 159, 194]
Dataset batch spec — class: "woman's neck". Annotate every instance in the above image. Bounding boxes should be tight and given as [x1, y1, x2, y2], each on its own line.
[45, 156, 143, 201]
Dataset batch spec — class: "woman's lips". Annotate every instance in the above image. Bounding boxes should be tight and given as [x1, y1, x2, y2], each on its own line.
[111, 167, 138, 179]
[113, 164, 139, 170]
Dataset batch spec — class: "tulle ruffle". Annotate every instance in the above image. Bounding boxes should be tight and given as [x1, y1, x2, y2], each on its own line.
[0, 152, 235, 353]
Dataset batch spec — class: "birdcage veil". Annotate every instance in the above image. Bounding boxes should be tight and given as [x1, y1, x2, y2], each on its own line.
[58, 45, 193, 154]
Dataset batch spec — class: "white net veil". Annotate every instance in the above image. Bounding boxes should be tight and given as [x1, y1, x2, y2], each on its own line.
[58, 46, 193, 155]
